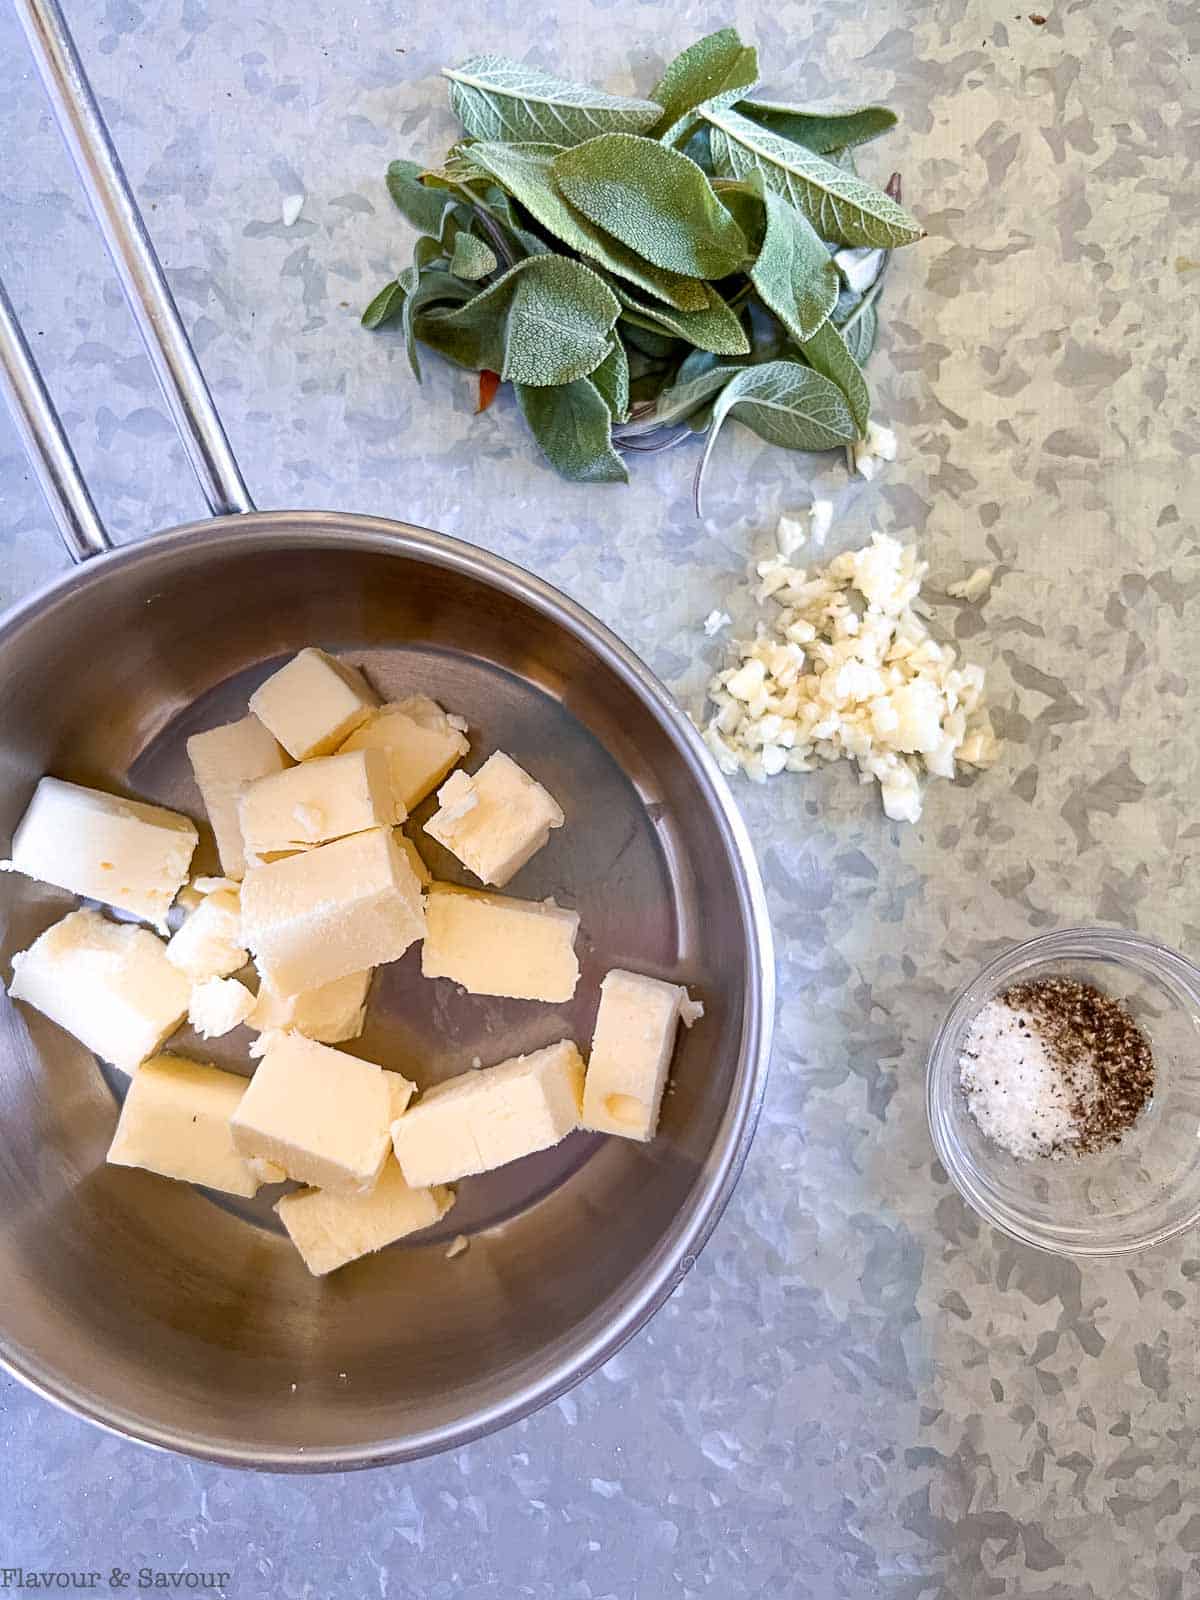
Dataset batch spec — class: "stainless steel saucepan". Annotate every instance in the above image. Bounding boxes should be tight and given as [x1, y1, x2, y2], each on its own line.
[0, 0, 773, 1469]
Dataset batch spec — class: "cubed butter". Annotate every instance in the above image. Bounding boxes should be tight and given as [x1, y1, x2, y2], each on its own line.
[275, 1159, 455, 1276]
[238, 748, 395, 856]
[188, 976, 255, 1038]
[580, 969, 703, 1142]
[339, 695, 469, 814]
[192, 876, 240, 896]
[392, 1040, 584, 1187]
[186, 716, 290, 880]
[248, 648, 378, 761]
[107, 1053, 266, 1198]
[241, 827, 425, 995]
[421, 883, 579, 1002]
[248, 968, 373, 1046]
[230, 1032, 415, 1192]
[2, 776, 197, 929]
[424, 752, 564, 887]
[8, 909, 190, 1072]
[166, 888, 246, 980]
[243, 847, 309, 870]
[396, 833, 431, 887]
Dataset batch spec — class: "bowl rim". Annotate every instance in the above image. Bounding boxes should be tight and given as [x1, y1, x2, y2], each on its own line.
[0, 509, 776, 1471]
[926, 925, 1200, 1259]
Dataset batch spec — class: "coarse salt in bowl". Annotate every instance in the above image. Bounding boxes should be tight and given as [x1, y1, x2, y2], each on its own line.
[926, 928, 1200, 1256]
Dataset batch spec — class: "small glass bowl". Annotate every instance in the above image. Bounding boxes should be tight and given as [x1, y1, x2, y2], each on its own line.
[927, 928, 1200, 1257]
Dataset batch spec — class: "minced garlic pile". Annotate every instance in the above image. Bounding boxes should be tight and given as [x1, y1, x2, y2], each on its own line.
[701, 527, 999, 823]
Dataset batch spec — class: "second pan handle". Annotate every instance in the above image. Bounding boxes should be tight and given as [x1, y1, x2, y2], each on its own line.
[0, 274, 109, 561]
[14, 0, 255, 521]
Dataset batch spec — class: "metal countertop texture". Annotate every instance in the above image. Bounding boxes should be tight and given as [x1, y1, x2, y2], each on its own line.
[1, 2, 1197, 1594]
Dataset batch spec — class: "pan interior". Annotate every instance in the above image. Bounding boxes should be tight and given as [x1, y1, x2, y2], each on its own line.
[0, 520, 757, 1463]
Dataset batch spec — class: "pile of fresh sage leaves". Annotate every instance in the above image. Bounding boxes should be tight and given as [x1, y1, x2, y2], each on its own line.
[363, 28, 922, 512]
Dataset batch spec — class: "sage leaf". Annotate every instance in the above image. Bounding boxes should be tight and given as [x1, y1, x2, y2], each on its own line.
[676, 345, 722, 385]
[694, 360, 857, 515]
[421, 153, 486, 191]
[463, 142, 709, 311]
[741, 301, 794, 365]
[609, 279, 750, 356]
[362, 279, 407, 330]
[736, 100, 898, 156]
[840, 294, 879, 365]
[590, 340, 630, 422]
[450, 231, 499, 279]
[363, 235, 457, 376]
[433, 175, 550, 262]
[443, 55, 661, 147]
[712, 178, 766, 253]
[553, 134, 749, 279]
[798, 318, 870, 435]
[516, 377, 629, 482]
[648, 28, 758, 144]
[670, 311, 786, 389]
[473, 184, 553, 258]
[681, 125, 713, 173]
[627, 361, 675, 407]
[704, 104, 923, 248]
[401, 266, 475, 380]
[750, 182, 840, 344]
[363, 259, 475, 381]
[415, 254, 620, 386]
[386, 159, 456, 235]
[618, 361, 743, 436]
[622, 321, 682, 361]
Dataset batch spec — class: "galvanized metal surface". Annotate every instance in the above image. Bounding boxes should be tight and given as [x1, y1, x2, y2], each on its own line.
[1, 0, 1198, 1593]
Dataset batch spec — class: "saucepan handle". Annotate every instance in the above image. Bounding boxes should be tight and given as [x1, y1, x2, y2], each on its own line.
[12, 0, 254, 524]
[0, 275, 110, 561]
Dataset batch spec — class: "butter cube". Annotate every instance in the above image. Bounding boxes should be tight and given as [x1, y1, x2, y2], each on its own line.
[249, 968, 373, 1046]
[396, 833, 431, 887]
[339, 696, 469, 815]
[107, 1053, 267, 1198]
[188, 976, 255, 1038]
[422, 883, 579, 1002]
[230, 1032, 414, 1192]
[243, 847, 309, 870]
[392, 1040, 584, 1187]
[581, 969, 703, 1142]
[8, 909, 190, 1072]
[276, 1160, 455, 1276]
[248, 648, 378, 761]
[166, 888, 246, 980]
[2, 776, 197, 929]
[241, 827, 425, 995]
[186, 716, 290, 879]
[424, 752, 564, 887]
[238, 749, 396, 854]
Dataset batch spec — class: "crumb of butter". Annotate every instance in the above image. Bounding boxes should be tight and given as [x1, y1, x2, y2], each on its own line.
[947, 566, 995, 603]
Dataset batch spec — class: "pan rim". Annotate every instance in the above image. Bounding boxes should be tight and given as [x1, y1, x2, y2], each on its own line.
[0, 509, 775, 1470]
